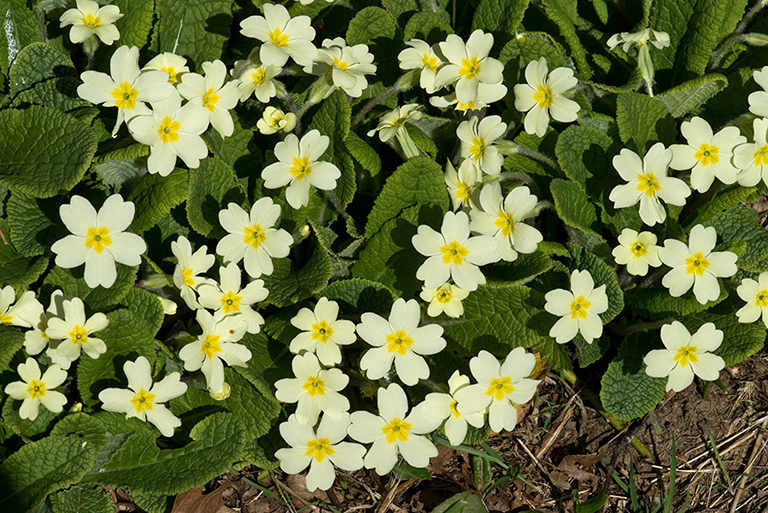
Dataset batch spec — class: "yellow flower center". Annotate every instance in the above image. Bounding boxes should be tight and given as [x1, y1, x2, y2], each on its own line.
[202, 88, 219, 112]
[458, 57, 481, 79]
[130, 388, 156, 413]
[269, 27, 290, 47]
[456, 100, 475, 111]
[84, 226, 112, 254]
[486, 377, 514, 401]
[382, 417, 411, 443]
[202, 334, 222, 360]
[333, 56, 349, 70]
[695, 143, 719, 166]
[636, 172, 661, 197]
[305, 438, 335, 462]
[111, 81, 138, 109]
[756, 289, 768, 307]
[302, 375, 325, 397]
[220, 290, 242, 314]
[386, 330, 414, 355]
[569, 295, 591, 320]
[440, 241, 469, 265]
[69, 324, 88, 344]
[290, 156, 313, 180]
[421, 54, 438, 71]
[456, 181, 472, 201]
[630, 240, 648, 258]
[26, 379, 46, 399]
[533, 84, 554, 109]
[449, 399, 461, 418]
[436, 288, 452, 304]
[157, 116, 181, 144]
[469, 137, 485, 160]
[181, 267, 195, 287]
[1, 314, 13, 324]
[673, 345, 698, 367]
[311, 320, 334, 343]
[252, 67, 267, 86]
[754, 145, 768, 166]
[685, 252, 710, 276]
[244, 224, 267, 249]
[81, 13, 101, 28]
[495, 211, 516, 237]
[160, 66, 178, 83]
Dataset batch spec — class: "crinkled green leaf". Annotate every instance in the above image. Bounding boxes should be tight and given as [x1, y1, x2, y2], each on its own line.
[406, 124, 438, 158]
[6, 191, 60, 257]
[574, 334, 610, 368]
[686, 186, 760, 227]
[0, 325, 23, 374]
[11, 76, 90, 111]
[187, 156, 246, 237]
[472, 0, 529, 33]
[347, 7, 396, 46]
[600, 333, 667, 422]
[126, 168, 189, 233]
[537, 338, 573, 371]
[541, 0, 590, 79]
[555, 125, 614, 191]
[154, 0, 233, 65]
[111, 0, 154, 49]
[52, 484, 114, 513]
[404, 10, 453, 42]
[83, 413, 244, 495]
[2, 394, 58, 438]
[657, 74, 729, 117]
[8, 42, 74, 97]
[551, 178, 600, 236]
[616, 92, 676, 154]
[0, 434, 98, 512]
[704, 206, 768, 273]
[345, 131, 382, 176]
[51, 413, 108, 448]
[43, 263, 139, 311]
[483, 252, 553, 286]
[365, 156, 448, 238]
[627, 282, 728, 319]
[381, 0, 419, 18]
[0, 231, 49, 289]
[261, 234, 332, 307]
[94, 157, 148, 189]
[319, 278, 397, 315]
[683, 312, 766, 368]
[0, 106, 97, 198]
[204, 113, 260, 176]
[499, 31, 567, 68]
[224, 370, 279, 440]
[1, 0, 42, 76]
[119, 288, 165, 337]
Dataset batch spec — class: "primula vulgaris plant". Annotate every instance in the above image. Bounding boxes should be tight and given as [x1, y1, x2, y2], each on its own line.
[1, 0, 768, 510]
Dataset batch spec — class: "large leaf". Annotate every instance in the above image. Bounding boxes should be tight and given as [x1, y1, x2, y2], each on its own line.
[319, 278, 397, 315]
[615, 93, 675, 154]
[0, 106, 97, 198]
[187, 156, 246, 237]
[5, 191, 60, 257]
[154, 0, 233, 65]
[111, 0, 154, 49]
[656, 74, 728, 117]
[550, 179, 600, 237]
[472, 0, 530, 33]
[52, 484, 114, 513]
[261, 234, 332, 307]
[126, 168, 189, 233]
[703, 206, 768, 273]
[347, 7, 396, 45]
[8, 42, 74, 97]
[541, 0, 591, 79]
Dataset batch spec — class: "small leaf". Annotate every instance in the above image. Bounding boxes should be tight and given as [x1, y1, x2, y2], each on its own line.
[551, 179, 600, 236]
[187, 156, 246, 237]
[154, 0, 233, 65]
[126, 168, 189, 233]
[345, 131, 381, 176]
[657, 74, 729, 117]
[347, 7, 396, 46]
[9, 42, 74, 96]
[616, 93, 676, 154]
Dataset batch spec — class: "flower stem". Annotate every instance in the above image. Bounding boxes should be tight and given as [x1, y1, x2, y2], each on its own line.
[351, 81, 405, 129]
[512, 144, 561, 173]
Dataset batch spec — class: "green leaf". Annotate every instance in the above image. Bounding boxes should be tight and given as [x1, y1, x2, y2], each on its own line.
[703, 206, 768, 273]
[51, 413, 108, 448]
[203, 113, 259, 174]
[443, 285, 550, 353]
[187, 156, 246, 237]
[365, 156, 448, 238]
[5, 191, 59, 257]
[345, 131, 381, 176]
[472, 0, 529, 33]
[0, 106, 97, 198]
[2, 394, 58, 439]
[431, 491, 489, 513]
[555, 125, 615, 191]
[308, 90, 356, 206]
[1, 0, 42, 76]
[483, 251, 553, 286]
[154, 0, 234, 65]
[94, 158, 147, 189]
[261, 234, 332, 307]
[574, 335, 610, 368]
[627, 283, 728, 319]
[403, 10, 453, 42]
[0, 434, 98, 512]
[656, 74, 729, 117]
[537, 338, 573, 371]
[111, 0, 154, 49]
[616, 93, 676, 154]
[683, 313, 766, 368]
[10, 77, 90, 111]
[499, 31, 567, 68]
[380, 0, 418, 18]
[0, 325, 24, 374]
[42, 264, 139, 311]
[600, 333, 667, 422]
[319, 278, 397, 315]
[0, 233, 49, 289]
[550, 179, 600, 236]
[8, 42, 74, 97]
[686, 187, 760, 227]
[224, 370, 280, 440]
[541, 0, 591, 79]
[52, 484, 114, 513]
[566, 244, 624, 323]
[119, 288, 165, 336]
[126, 169, 189, 233]
[346, 7, 396, 46]
[83, 413, 244, 495]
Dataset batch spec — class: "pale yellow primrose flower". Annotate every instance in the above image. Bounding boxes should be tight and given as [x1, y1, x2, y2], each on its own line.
[513, 57, 580, 138]
[216, 199, 293, 279]
[60, 0, 122, 45]
[77, 45, 174, 136]
[44, 297, 109, 370]
[261, 129, 341, 210]
[171, 236, 215, 310]
[456, 115, 506, 176]
[99, 356, 187, 437]
[276, 413, 365, 492]
[5, 358, 67, 421]
[747, 66, 768, 118]
[348, 384, 439, 476]
[289, 297, 356, 366]
[469, 183, 543, 262]
[737, 272, 768, 328]
[196, 262, 269, 334]
[240, 3, 317, 68]
[143, 52, 189, 84]
[367, 104, 422, 143]
[231, 49, 284, 103]
[445, 159, 482, 211]
[177, 60, 240, 138]
[606, 28, 670, 52]
[257, 107, 296, 135]
[735, 118, 768, 187]
[310, 37, 377, 98]
[274, 353, 350, 425]
[398, 39, 443, 93]
[179, 309, 251, 393]
[51, 194, 146, 289]
[127, 90, 209, 177]
[644, 322, 725, 393]
[0, 286, 43, 329]
[659, 225, 738, 305]
[454, 348, 540, 433]
[612, 228, 662, 277]
[544, 270, 608, 344]
[420, 283, 469, 318]
[608, 143, 691, 227]
[416, 371, 485, 445]
[24, 289, 64, 356]
[669, 116, 745, 193]
[356, 298, 446, 386]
